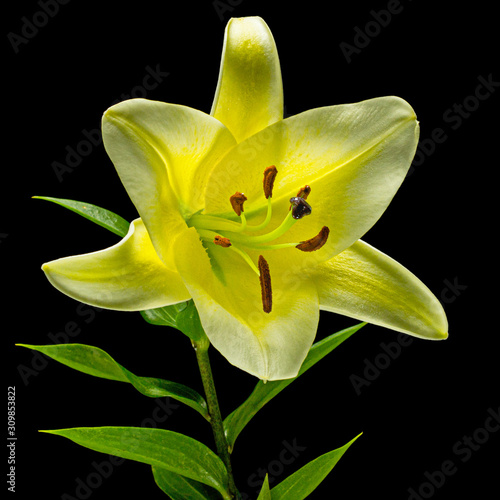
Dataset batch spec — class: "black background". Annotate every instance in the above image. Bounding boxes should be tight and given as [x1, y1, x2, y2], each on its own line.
[4, 0, 498, 499]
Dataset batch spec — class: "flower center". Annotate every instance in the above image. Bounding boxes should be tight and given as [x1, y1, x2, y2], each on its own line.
[188, 166, 329, 313]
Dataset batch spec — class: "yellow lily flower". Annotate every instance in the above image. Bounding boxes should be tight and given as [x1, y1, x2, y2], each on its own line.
[42, 17, 447, 381]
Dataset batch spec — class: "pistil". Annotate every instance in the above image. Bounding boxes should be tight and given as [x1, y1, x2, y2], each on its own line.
[289, 197, 312, 219]
[192, 167, 330, 313]
[231, 210, 296, 245]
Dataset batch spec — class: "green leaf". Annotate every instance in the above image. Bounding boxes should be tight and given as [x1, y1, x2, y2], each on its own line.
[256, 475, 271, 500]
[33, 196, 130, 237]
[270, 433, 362, 499]
[17, 343, 209, 421]
[140, 302, 190, 327]
[223, 323, 365, 451]
[141, 299, 207, 342]
[152, 466, 222, 499]
[41, 427, 231, 500]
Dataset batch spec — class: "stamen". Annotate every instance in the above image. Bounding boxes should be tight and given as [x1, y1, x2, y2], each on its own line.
[193, 168, 327, 312]
[263, 166, 278, 199]
[189, 214, 241, 232]
[214, 235, 232, 248]
[289, 197, 312, 219]
[233, 210, 296, 245]
[296, 185, 311, 200]
[258, 255, 272, 313]
[296, 226, 330, 252]
[230, 192, 247, 216]
[245, 197, 272, 232]
[202, 230, 260, 275]
[229, 245, 260, 275]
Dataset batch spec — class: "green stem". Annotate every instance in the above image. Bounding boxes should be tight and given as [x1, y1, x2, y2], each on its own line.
[194, 337, 239, 499]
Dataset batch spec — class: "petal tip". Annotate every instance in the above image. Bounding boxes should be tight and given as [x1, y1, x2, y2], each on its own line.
[437, 329, 449, 340]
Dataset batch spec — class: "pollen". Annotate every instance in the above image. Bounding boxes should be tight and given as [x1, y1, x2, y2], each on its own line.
[230, 191, 247, 216]
[258, 255, 272, 313]
[296, 185, 311, 200]
[263, 166, 278, 199]
[296, 226, 330, 252]
[214, 235, 232, 247]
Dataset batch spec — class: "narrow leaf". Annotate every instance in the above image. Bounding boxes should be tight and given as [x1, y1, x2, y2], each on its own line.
[152, 466, 222, 499]
[17, 343, 209, 420]
[33, 196, 130, 237]
[256, 475, 271, 500]
[270, 433, 362, 500]
[41, 427, 231, 499]
[224, 323, 365, 451]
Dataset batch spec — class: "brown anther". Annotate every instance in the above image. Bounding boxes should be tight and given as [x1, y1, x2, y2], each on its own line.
[296, 226, 330, 252]
[263, 165, 278, 199]
[258, 255, 272, 313]
[214, 235, 232, 248]
[230, 191, 247, 216]
[296, 185, 311, 200]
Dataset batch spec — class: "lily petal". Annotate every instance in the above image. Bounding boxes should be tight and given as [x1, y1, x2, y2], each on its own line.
[205, 96, 419, 264]
[210, 16, 283, 143]
[309, 240, 448, 340]
[174, 228, 319, 380]
[42, 219, 191, 311]
[102, 99, 237, 268]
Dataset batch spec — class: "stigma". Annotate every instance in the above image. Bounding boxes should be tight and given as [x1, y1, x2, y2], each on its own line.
[289, 197, 312, 219]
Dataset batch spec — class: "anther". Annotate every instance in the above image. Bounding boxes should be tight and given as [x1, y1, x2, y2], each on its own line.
[289, 197, 312, 220]
[230, 192, 247, 216]
[296, 185, 311, 200]
[214, 235, 232, 248]
[258, 255, 272, 313]
[263, 166, 278, 199]
[296, 226, 330, 252]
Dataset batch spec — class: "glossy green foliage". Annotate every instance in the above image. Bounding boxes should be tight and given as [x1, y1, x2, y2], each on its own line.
[17, 343, 209, 420]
